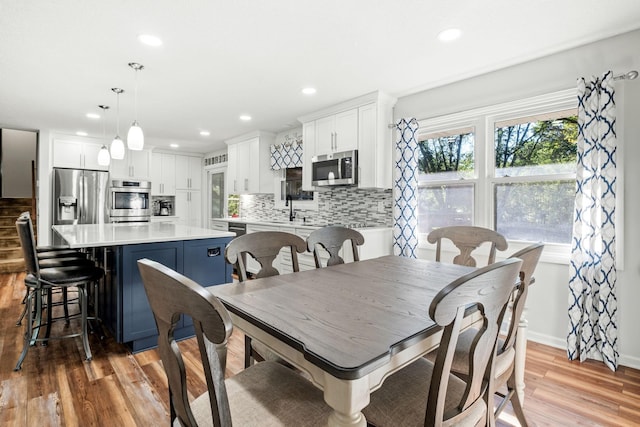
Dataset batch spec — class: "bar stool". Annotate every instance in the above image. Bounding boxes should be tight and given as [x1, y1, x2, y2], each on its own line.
[14, 214, 104, 371]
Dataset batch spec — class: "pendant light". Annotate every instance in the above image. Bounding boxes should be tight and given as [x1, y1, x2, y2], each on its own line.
[127, 62, 144, 150]
[97, 105, 111, 166]
[110, 88, 125, 159]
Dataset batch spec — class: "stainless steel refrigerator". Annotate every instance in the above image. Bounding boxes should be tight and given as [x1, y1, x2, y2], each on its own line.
[53, 168, 110, 226]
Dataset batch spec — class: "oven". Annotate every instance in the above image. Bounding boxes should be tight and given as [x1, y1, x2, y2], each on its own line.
[109, 179, 151, 222]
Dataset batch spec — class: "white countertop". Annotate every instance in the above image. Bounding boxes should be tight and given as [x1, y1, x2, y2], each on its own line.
[214, 217, 392, 231]
[52, 223, 235, 249]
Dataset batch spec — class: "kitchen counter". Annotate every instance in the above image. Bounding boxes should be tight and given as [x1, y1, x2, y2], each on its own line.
[219, 217, 391, 231]
[52, 222, 234, 249]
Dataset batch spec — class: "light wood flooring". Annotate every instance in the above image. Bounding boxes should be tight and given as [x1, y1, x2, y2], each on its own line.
[1, 271, 639, 426]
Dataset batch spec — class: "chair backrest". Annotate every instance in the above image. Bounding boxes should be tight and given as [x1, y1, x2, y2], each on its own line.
[137, 258, 234, 427]
[224, 231, 306, 281]
[426, 258, 522, 425]
[15, 212, 40, 277]
[306, 226, 365, 268]
[500, 243, 544, 354]
[427, 225, 508, 267]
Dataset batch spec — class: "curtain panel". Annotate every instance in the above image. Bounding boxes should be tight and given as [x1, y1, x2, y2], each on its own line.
[567, 71, 618, 371]
[393, 118, 419, 258]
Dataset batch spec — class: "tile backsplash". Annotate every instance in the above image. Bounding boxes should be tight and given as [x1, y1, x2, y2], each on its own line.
[239, 188, 392, 227]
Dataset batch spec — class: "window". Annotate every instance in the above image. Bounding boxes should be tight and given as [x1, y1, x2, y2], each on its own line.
[493, 111, 577, 243]
[416, 89, 580, 252]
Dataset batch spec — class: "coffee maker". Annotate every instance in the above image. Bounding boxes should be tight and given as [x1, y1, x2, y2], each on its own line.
[159, 200, 172, 216]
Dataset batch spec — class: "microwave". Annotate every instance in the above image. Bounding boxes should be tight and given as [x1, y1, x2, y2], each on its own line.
[109, 179, 151, 222]
[311, 150, 358, 187]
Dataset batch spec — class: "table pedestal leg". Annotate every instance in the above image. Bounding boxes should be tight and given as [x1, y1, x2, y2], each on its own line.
[323, 376, 368, 427]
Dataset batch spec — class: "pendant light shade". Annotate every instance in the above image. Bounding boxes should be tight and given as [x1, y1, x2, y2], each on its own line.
[97, 105, 111, 166]
[111, 136, 125, 159]
[127, 121, 144, 150]
[110, 88, 126, 159]
[127, 62, 144, 151]
[98, 145, 111, 166]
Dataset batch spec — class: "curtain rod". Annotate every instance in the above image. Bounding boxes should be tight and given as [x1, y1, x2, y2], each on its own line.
[613, 70, 638, 81]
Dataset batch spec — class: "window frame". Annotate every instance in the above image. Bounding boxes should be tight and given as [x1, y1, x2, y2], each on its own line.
[414, 88, 624, 266]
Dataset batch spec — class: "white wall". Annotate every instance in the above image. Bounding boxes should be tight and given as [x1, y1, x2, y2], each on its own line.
[396, 29, 640, 368]
[1, 129, 37, 197]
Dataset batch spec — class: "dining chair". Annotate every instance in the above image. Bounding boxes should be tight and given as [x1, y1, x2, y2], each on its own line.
[14, 213, 104, 370]
[362, 258, 522, 427]
[224, 231, 306, 368]
[306, 225, 365, 268]
[427, 225, 508, 267]
[137, 258, 332, 427]
[431, 242, 544, 427]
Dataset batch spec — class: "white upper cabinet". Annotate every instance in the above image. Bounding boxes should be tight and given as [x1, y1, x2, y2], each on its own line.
[150, 152, 176, 195]
[110, 149, 151, 180]
[298, 91, 396, 189]
[175, 155, 202, 190]
[53, 139, 109, 171]
[225, 131, 275, 195]
[315, 109, 358, 155]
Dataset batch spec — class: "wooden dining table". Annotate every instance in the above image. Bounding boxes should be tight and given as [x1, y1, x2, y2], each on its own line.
[206, 255, 480, 426]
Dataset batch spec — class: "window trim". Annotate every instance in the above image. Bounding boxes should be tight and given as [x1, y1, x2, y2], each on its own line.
[415, 88, 625, 267]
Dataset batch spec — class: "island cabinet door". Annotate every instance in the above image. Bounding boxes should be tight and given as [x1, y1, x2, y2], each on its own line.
[181, 237, 233, 328]
[119, 241, 184, 347]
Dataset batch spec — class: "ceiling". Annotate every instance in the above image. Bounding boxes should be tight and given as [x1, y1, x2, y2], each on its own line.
[2, 0, 640, 154]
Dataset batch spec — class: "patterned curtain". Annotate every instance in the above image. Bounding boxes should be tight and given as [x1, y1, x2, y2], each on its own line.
[270, 143, 303, 170]
[393, 118, 419, 257]
[568, 71, 618, 371]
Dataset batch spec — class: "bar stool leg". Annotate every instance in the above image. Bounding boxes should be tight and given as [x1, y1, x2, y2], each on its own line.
[63, 288, 70, 324]
[79, 284, 92, 361]
[15, 289, 35, 371]
[43, 288, 54, 345]
[15, 287, 29, 326]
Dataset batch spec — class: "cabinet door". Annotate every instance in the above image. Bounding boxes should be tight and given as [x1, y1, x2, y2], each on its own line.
[188, 157, 202, 189]
[302, 121, 315, 191]
[161, 154, 176, 195]
[189, 190, 202, 227]
[53, 140, 83, 169]
[175, 155, 189, 189]
[120, 242, 184, 343]
[129, 150, 150, 179]
[334, 109, 358, 152]
[150, 152, 163, 194]
[236, 140, 252, 193]
[315, 115, 335, 155]
[174, 190, 189, 225]
[82, 143, 110, 171]
[226, 144, 238, 194]
[110, 156, 129, 178]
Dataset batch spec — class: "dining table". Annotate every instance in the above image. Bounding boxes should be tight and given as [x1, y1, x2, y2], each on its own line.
[206, 255, 502, 426]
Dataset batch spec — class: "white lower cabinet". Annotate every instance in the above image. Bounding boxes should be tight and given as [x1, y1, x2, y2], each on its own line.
[175, 190, 202, 227]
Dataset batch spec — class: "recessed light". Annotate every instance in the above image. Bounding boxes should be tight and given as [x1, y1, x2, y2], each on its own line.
[239, 115, 252, 121]
[302, 87, 317, 95]
[437, 28, 462, 42]
[200, 131, 210, 136]
[170, 143, 179, 148]
[86, 113, 100, 119]
[138, 34, 163, 47]
[76, 131, 88, 136]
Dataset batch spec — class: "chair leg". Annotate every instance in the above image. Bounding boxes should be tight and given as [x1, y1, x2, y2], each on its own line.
[15, 289, 35, 371]
[244, 335, 252, 368]
[506, 372, 528, 427]
[79, 285, 92, 361]
[43, 288, 54, 345]
[63, 288, 70, 324]
[15, 286, 29, 326]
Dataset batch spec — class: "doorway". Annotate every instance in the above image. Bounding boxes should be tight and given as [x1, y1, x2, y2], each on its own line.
[0, 129, 38, 198]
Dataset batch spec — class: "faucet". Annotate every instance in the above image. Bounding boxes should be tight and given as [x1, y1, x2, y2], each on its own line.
[285, 195, 296, 222]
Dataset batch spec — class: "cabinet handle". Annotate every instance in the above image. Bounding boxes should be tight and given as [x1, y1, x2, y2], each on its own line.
[234, 180, 237, 192]
[244, 178, 248, 191]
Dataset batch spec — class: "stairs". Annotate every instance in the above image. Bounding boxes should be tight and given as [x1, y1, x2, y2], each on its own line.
[0, 198, 34, 273]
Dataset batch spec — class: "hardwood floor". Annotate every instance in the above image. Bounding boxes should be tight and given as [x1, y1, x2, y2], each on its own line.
[1, 271, 639, 426]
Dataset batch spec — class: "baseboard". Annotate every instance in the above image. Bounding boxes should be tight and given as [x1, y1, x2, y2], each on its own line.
[527, 331, 640, 370]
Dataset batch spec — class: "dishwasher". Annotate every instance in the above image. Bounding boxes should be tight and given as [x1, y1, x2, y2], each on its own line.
[226, 222, 247, 279]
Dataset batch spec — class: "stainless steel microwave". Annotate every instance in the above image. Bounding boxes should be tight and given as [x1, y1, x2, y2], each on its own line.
[311, 149, 358, 187]
[109, 179, 151, 222]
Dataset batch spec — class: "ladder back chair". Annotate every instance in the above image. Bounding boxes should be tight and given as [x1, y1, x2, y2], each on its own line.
[306, 225, 365, 268]
[362, 258, 522, 427]
[224, 231, 306, 368]
[426, 242, 544, 426]
[137, 259, 332, 427]
[427, 225, 508, 267]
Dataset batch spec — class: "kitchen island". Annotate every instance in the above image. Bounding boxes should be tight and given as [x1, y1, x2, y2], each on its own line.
[53, 223, 235, 352]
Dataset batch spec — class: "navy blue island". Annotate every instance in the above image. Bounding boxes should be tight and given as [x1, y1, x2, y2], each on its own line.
[52, 222, 234, 352]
